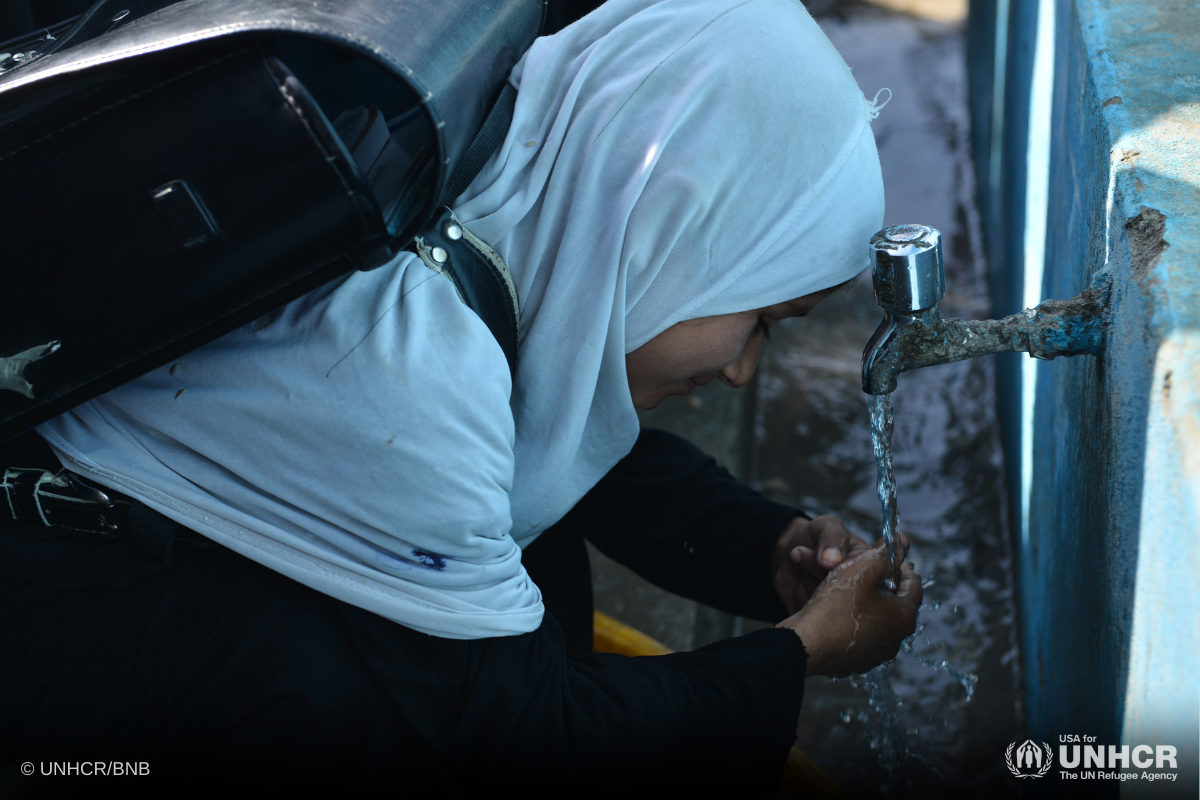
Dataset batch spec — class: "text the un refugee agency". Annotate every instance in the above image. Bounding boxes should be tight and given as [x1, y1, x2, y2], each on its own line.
[1055, 735, 1177, 782]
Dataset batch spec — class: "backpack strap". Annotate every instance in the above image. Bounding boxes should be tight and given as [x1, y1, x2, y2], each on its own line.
[441, 83, 517, 207]
[1, 466, 212, 563]
[413, 83, 521, 375]
[414, 209, 520, 374]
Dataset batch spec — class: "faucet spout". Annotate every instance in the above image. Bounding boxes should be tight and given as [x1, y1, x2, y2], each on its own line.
[861, 224, 1107, 395]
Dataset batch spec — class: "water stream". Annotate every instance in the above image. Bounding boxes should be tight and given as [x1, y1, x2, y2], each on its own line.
[869, 393, 901, 587]
[857, 666, 911, 798]
[869, 392, 984, 712]
[863, 390, 983, 797]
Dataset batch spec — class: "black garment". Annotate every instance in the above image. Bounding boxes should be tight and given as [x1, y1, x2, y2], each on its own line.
[562, 428, 800, 623]
[543, 0, 607, 36]
[0, 429, 805, 795]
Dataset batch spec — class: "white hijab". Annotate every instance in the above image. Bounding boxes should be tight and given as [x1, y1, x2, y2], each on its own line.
[38, 0, 883, 639]
[456, 0, 884, 536]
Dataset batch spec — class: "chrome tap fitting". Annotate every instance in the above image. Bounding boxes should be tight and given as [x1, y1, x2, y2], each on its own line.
[870, 224, 945, 315]
[862, 224, 1107, 396]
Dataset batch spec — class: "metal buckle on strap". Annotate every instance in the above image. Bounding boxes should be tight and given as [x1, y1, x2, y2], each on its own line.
[1, 467, 124, 533]
[2, 466, 214, 563]
[415, 207, 521, 374]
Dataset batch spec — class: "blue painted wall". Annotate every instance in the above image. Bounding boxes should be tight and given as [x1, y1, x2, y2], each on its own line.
[969, 0, 1199, 795]
[1028, 0, 1144, 767]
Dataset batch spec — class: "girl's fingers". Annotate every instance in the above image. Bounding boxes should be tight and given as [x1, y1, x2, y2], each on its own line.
[819, 548, 844, 568]
[895, 561, 923, 605]
[851, 545, 895, 587]
[789, 546, 824, 586]
[870, 533, 911, 564]
[811, 517, 865, 569]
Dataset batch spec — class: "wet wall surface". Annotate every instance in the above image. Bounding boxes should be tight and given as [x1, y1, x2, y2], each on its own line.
[589, 1, 1026, 796]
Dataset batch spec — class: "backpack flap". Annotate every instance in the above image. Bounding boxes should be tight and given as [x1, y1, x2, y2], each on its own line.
[0, 0, 544, 443]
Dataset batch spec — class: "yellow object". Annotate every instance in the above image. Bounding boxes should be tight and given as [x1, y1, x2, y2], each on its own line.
[783, 745, 855, 800]
[591, 610, 852, 799]
[592, 610, 672, 656]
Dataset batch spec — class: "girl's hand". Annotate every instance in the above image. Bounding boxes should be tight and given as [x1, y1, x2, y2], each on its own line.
[771, 515, 873, 615]
[777, 540, 922, 677]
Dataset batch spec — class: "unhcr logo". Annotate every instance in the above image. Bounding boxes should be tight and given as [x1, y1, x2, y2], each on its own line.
[1005, 740, 1053, 778]
[1005, 735, 1180, 782]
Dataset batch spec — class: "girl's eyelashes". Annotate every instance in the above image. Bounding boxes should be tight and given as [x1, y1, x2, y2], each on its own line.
[757, 316, 773, 342]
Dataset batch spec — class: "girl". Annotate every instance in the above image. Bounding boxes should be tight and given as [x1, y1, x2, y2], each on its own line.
[6, 0, 921, 793]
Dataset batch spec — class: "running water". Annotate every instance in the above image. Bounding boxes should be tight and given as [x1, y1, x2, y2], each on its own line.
[868, 393, 901, 587]
[861, 391, 980, 798]
[857, 666, 911, 798]
[864, 392, 911, 797]
[868, 392, 979, 703]
[902, 623, 980, 702]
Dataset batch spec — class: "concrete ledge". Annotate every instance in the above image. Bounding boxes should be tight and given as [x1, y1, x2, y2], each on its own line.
[1080, 1, 1200, 792]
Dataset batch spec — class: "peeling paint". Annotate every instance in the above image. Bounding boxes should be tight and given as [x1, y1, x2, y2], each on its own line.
[1125, 206, 1170, 284]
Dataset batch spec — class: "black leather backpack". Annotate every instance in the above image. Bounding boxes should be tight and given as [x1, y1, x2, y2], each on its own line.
[0, 0, 543, 445]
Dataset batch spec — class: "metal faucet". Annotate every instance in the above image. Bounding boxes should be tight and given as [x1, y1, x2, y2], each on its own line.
[861, 225, 1107, 395]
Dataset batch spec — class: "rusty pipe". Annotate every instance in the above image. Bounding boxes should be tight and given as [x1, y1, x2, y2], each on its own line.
[862, 225, 1107, 396]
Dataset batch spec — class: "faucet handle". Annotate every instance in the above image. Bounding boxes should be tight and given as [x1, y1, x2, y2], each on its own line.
[869, 224, 946, 315]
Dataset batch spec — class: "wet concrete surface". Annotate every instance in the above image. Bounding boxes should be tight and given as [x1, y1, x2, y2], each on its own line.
[589, 1, 1026, 796]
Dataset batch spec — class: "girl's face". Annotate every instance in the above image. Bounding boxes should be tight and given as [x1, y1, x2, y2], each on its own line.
[624, 287, 837, 410]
